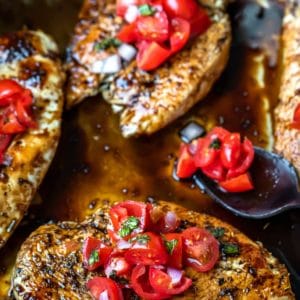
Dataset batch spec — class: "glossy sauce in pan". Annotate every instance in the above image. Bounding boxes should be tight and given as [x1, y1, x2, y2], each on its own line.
[0, 0, 299, 297]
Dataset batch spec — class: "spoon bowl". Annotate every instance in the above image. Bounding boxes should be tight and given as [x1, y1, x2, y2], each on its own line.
[194, 147, 300, 219]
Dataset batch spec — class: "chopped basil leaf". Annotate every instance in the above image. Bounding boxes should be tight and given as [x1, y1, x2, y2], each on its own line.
[94, 38, 121, 51]
[119, 216, 140, 238]
[165, 239, 178, 254]
[222, 243, 239, 256]
[88, 250, 99, 266]
[135, 234, 150, 245]
[139, 4, 156, 16]
[209, 138, 221, 149]
[210, 227, 225, 239]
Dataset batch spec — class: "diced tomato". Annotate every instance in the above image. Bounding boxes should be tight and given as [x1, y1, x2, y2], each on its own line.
[149, 266, 192, 295]
[291, 103, 300, 129]
[0, 134, 12, 163]
[201, 157, 226, 182]
[136, 10, 169, 42]
[131, 265, 170, 300]
[87, 277, 124, 300]
[0, 79, 23, 104]
[194, 137, 219, 168]
[0, 107, 26, 134]
[162, 0, 199, 20]
[219, 172, 254, 193]
[176, 143, 197, 178]
[117, 22, 138, 43]
[109, 200, 150, 238]
[82, 237, 113, 271]
[170, 18, 191, 53]
[15, 100, 36, 128]
[182, 227, 219, 272]
[136, 41, 171, 71]
[189, 7, 211, 37]
[164, 233, 183, 269]
[104, 256, 131, 278]
[125, 232, 168, 265]
[206, 126, 230, 143]
[226, 138, 254, 179]
[220, 133, 242, 169]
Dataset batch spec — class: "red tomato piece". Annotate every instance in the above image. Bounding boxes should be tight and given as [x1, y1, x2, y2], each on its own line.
[162, 0, 199, 20]
[176, 143, 197, 178]
[104, 256, 131, 278]
[0, 79, 23, 104]
[206, 126, 230, 142]
[125, 232, 168, 265]
[201, 157, 226, 182]
[194, 137, 219, 168]
[0, 134, 12, 163]
[109, 200, 150, 237]
[131, 265, 170, 300]
[0, 107, 26, 134]
[219, 172, 254, 193]
[182, 227, 219, 272]
[87, 277, 124, 300]
[164, 233, 183, 269]
[136, 10, 169, 42]
[291, 103, 300, 129]
[149, 267, 192, 295]
[170, 18, 191, 53]
[189, 7, 211, 37]
[15, 100, 36, 128]
[82, 237, 113, 271]
[117, 22, 138, 43]
[136, 41, 171, 71]
[220, 133, 242, 169]
[226, 138, 254, 179]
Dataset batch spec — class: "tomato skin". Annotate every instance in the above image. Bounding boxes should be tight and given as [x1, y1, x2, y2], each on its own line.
[82, 237, 113, 271]
[149, 267, 192, 295]
[136, 10, 169, 42]
[219, 172, 254, 193]
[136, 41, 171, 71]
[0, 134, 12, 163]
[170, 18, 191, 53]
[117, 22, 138, 43]
[189, 8, 211, 37]
[162, 0, 199, 20]
[164, 233, 183, 269]
[176, 143, 197, 178]
[194, 137, 219, 168]
[201, 157, 225, 182]
[87, 277, 124, 300]
[182, 227, 219, 272]
[0, 79, 23, 104]
[291, 103, 300, 129]
[125, 232, 168, 265]
[226, 138, 254, 179]
[0, 107, 26, 134]
[131, 265, 170, 300]
[220, 133, 241, 169]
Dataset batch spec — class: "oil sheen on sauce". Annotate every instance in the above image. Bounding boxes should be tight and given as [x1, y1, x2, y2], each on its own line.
[0, 0, 299, 297]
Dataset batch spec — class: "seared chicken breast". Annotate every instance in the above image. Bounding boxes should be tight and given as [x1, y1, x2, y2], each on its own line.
[12, 200, 294, 299]
[66, 0, 231, 137]
[0, 30, 64, 249]
[274, 1, 300, 173]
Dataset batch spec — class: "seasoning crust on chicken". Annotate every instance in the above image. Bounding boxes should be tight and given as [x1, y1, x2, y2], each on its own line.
[12, 200, 294, 300]
[66, 0, 231, 137]
[0, 30, 64, 249]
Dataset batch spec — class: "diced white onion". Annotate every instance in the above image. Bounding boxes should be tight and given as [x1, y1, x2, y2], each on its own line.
[101, 55, 122, 74]
[125, 5, 139, 23]
[118, 43, 137, 61]
[91, 60, 104, 74]
[99, 290, 109, 300]
[167, 267, 184, 286]
[117, 239, 132, 249]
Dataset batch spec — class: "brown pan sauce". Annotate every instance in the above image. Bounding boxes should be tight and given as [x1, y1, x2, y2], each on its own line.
[0, 0, 299, 297]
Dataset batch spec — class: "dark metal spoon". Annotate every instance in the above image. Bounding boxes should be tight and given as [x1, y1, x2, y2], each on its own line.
[194, 147, 300, 219]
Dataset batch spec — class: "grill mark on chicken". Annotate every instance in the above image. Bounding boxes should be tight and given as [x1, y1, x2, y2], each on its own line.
[65, 0, 231, 137]
[12, 200, 295, 300]
[0, 30, 65, 249]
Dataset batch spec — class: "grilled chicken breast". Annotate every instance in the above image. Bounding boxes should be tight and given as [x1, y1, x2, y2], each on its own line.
[66, 0, 231, 137]
[274, 1, 300, 173]
[12, 200, 294, 299]
[0, 30, 64, 249]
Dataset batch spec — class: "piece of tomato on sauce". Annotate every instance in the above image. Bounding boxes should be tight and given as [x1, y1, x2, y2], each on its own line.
[182, 227, 219, 272]
[219, 172, 254, 193]
[87, 277, 124, 300]
[82, 237, 113, 271]
[125, 232, 168, 265]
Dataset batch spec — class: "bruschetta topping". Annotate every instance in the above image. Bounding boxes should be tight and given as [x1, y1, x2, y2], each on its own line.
[0, 79, 36, 163]
[83, 200, 220, 299]
[176, 126, 255, 193]
[116, 0, 211, 70]
[291, 103, 300, 130]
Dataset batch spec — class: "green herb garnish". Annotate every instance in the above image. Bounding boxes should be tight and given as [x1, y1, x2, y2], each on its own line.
[139, 4, 156, 16]
[165, 239, 178, 254]
[88, 250, 99, 266]
[210, 227, 225, 239]
[135, 234, 150, 244]
[119, 216, 140, 238]
[222, 243, 239, 256]
[94, 38, 121, 51]
[209, 138, 221, 149]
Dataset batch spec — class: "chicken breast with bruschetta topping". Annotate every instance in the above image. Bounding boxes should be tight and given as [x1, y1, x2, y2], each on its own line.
[0, 30, 64, 249]
[66, 0, 231, 137]
[12, 200, 294, 299]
